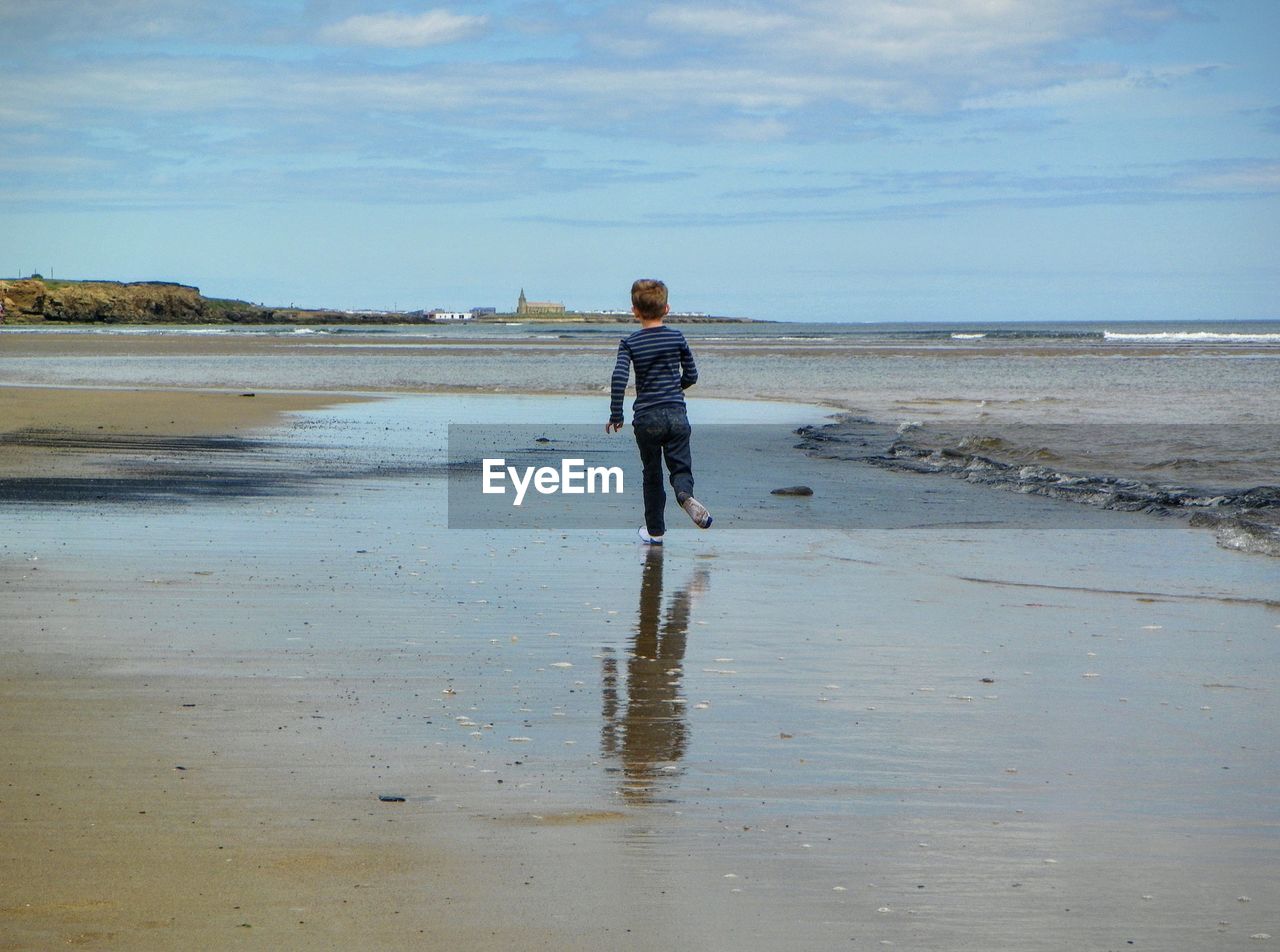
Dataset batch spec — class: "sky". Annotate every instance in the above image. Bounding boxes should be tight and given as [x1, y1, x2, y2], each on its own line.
[1, 0, 1277, 321]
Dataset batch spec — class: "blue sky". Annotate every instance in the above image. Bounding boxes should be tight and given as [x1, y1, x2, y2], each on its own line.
[2, 0, 1277, 321]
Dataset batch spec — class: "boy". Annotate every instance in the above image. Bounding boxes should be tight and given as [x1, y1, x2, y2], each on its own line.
[605, 279, 712, 544]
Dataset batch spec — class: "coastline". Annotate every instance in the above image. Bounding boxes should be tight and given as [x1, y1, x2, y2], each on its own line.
[0, 276, 752, 326]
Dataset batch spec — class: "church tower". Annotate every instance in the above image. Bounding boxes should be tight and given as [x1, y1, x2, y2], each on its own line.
[517, 288, 527, 316]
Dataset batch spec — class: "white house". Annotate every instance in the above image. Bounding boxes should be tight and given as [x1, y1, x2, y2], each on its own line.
[427, 310, 472, 321]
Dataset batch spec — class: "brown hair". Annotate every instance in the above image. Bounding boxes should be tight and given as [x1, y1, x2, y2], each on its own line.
[631, 279, 668, 319]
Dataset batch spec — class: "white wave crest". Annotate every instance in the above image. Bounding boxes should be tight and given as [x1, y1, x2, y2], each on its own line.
[1103, 331, 1280, 343]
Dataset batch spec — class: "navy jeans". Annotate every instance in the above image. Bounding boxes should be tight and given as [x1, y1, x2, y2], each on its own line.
[632, 405, 694, 536]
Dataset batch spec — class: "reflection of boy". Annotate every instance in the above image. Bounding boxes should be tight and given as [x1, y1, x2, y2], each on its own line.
[600, 549, 710, 802]
[605, 279, 713, 544]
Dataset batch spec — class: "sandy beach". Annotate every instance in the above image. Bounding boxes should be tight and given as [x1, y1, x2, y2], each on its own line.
[7, 0, 1279, 946]
[2, 345, 1278, 949]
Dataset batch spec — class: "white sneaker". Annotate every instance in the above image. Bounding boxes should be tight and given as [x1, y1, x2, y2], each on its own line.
[680, 496, 713, 529]
[637, 526, 664, 545]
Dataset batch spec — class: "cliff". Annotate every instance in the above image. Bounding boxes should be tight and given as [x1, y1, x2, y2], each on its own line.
[0, 278, 350, 325]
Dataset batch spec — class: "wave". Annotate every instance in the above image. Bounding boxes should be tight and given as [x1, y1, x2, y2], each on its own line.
[1103, 331, 1280, 343]
[1200, 509, 1280, 558]
[708, 335, 837, 342]
[950, 333, 986, 339]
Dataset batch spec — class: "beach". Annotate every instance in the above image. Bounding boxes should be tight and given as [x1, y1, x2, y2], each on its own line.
[2, 329, 1278, 950]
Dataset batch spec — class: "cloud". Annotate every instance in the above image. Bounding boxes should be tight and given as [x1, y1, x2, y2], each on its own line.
[963, 63, 1220, 109]
[712, 117, 792, 142]
[515, 158, 1280, 228]
[2, 1, 1198, 139]
[648, 6, 795, 38]
[0, 0, 279, 47]
[645, 0, 1189, 109]
[1, 0, 1259, 218]
[318, 9, 487, 48]
[1179, 161, 1280, 193]
[658, 0, 1184, 54]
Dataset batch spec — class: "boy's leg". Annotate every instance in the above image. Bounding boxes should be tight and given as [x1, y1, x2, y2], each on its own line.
[661, 411, 695, 502]
[633, 416, 668, 537]
[661, 409, 711, 529]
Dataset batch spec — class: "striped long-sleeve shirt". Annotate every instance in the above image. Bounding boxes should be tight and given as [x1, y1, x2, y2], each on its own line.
[609, 324, 698, 424]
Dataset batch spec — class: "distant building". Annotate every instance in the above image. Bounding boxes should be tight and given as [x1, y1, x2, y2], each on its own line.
[516, 289, 565, 316]
[470, 307, 497, 317]
[427, 309, 472, 321]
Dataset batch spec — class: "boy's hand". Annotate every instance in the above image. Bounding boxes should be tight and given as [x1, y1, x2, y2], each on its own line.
[605, 421, 623, 433]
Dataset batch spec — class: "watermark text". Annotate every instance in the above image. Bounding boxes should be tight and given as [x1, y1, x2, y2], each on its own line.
[482, 457, 624, 506]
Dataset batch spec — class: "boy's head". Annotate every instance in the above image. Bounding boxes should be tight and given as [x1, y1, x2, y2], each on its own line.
[631, 279, 669, 321]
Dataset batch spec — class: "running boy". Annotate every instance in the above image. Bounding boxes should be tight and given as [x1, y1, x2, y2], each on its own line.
[605, 279, 712, 544]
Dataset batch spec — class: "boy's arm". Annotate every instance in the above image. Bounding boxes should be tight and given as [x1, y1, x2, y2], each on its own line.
[679, 336, 698, 390]
[608, 341, 631, 425]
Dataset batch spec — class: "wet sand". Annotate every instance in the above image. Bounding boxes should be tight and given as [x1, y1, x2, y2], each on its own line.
[0, 385, 360, 479]
[2, 382, 1278, 950]
[0, 384, 344, 434]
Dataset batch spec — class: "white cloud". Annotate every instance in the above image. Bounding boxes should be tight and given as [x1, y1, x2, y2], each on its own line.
[1181, 162, 1280, 192]
[3, 0, 1245, 214]
[645, 0, 1186, 110]
[2, 1, 1193, 136]
[651, 0, 1180, 60]
[0, 0, 270, 43]
[712, 117, 791, 142]
[649, 6, 796, 37]
[963, 63, 1220, 110]
[319, 9, 487, 48]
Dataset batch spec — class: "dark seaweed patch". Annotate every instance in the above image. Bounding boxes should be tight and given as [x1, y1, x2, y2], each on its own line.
[0, 429, 451, 505]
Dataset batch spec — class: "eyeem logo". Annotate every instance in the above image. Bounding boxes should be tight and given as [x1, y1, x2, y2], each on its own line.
[483, 458, 624, 506]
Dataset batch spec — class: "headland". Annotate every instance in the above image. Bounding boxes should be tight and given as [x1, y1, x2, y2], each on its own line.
[0, 277, 752, 325]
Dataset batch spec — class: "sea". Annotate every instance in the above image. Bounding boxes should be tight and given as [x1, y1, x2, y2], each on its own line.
[3, 317, 1278, 553]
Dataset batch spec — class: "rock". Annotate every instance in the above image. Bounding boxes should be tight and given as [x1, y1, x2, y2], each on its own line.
[771, 485, 814, 496]
[0, 279, 47, 316]
[0, 277, 349, 325]
[44, 281, 206, 323]
[378, 795, 406, 802]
